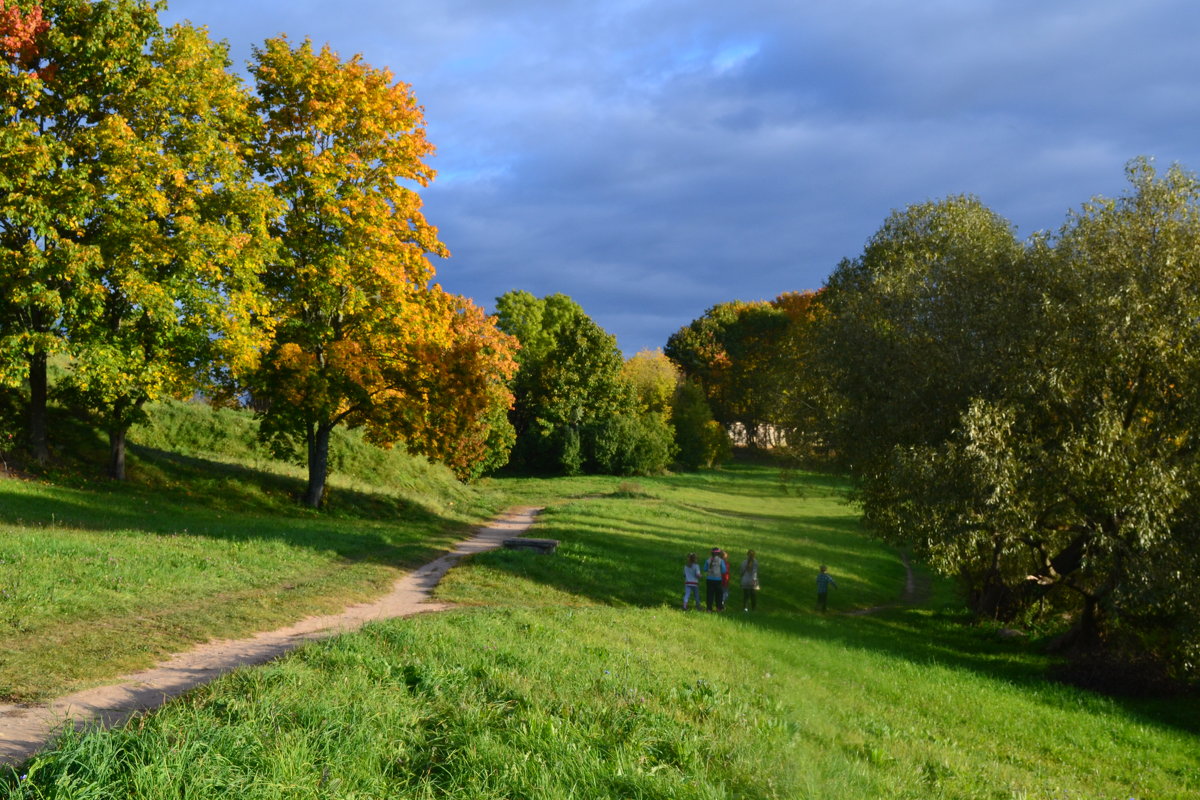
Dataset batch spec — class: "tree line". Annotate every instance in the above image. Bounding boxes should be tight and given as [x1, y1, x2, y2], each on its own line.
[0, 0, 732, 503]
[667, 158, 1200, 683]
[492, 290, 729, 478]
[0, 0, 523, 504]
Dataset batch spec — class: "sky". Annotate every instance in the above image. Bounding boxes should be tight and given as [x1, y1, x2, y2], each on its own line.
[161, 0, 1200, 355]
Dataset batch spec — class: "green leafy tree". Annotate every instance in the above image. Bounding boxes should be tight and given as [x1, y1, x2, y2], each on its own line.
[974, 160, 1200, 662]
[819, 163, 1200, 676]
[496, 291, 666, 475]
[671, 377, 730, 470]
[0, 2, 273, 477]
[0, 0, 155, 464]
[818, 194, 1032, 612]
[60, 22, 275, 480]
[590, 411, 676, 476]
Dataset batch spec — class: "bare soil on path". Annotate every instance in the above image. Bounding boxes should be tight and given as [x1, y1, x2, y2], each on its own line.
[841, 551, 929, 615]
[0, 505, 544, 768]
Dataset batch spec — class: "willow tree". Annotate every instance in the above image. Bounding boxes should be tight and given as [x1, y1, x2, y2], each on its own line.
[820, 164, 1200, 674]
[817, 194, 1034, 613]
[979, 161, 1200, 659]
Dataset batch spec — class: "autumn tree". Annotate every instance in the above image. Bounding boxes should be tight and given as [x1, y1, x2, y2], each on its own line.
[622, 349, 678, 416]
[666, 292, 825, 449]
[249, 37, 511, 505]
[0, 1, 273, 477]
[361, 287, 518, 482]
[664, 301, 739, 432]
[766, 290, 829, 456]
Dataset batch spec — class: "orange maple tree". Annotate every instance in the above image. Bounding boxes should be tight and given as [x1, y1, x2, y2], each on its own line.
[249, 37, 516, 504]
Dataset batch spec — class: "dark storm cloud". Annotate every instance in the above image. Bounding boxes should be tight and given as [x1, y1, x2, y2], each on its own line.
[162, 0, 1200, 352]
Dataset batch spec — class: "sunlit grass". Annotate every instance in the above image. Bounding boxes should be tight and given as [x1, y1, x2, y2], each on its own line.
[5, 461, 1196, 798]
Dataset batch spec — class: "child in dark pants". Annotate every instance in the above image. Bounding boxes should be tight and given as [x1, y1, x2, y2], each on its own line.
[817, 564, 837, 611]
[705, 547, 727, 611]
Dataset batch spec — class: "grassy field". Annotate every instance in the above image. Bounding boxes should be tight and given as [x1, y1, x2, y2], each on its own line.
[1, 440, 1196, 798]
[0, 402, 511, 702]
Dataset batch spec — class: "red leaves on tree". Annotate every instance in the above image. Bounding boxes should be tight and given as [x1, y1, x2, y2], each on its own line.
[0, 1, 48, 71]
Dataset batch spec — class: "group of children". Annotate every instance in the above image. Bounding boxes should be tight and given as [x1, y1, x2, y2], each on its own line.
[682, 550, 838, 612]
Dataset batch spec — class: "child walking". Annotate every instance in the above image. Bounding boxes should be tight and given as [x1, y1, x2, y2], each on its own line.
[705, 547, 727, 612]
[739, 550, 759, 611]
[682, 553, 702, 610]
[817, 564, 837, 611]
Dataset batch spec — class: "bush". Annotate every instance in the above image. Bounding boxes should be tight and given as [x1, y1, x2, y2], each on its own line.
[672, 380, 731, 470]
[587, 412, 676, 475]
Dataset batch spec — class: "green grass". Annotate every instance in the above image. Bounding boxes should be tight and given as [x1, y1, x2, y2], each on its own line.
[3, 461, 1196, 798]
[0, 401, 504, 701]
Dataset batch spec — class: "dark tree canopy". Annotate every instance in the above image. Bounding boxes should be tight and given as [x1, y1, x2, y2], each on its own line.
[816, 163, 1200, 677]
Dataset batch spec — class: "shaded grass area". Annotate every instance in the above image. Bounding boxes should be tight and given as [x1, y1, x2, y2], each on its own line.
[4, 464, 1197, 798]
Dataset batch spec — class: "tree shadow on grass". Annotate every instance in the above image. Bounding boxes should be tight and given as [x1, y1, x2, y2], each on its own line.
[458, 496, 907, 615]
[0, 445, 468, 568]
[462, 490, 1200, 740]
[655, 464, 853, 498]
[748, 605, 1200, 738]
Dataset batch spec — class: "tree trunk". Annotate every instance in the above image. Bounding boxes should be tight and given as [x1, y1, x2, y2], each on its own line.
[968, 536, 1013, 619]
[1077, 595, 1101, 648]
[27, 350, 49, 465]
[304, 423, 333, 508]
[108, 425, 128, 481]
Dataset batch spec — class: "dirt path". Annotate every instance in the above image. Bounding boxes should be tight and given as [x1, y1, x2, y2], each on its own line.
[841, 550, 930, 616]
[0, 505, 544, 768]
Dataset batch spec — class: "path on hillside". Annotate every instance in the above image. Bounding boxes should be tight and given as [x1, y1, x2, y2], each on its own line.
[841, 551, 929, 616]
[0, 506, 543, 768]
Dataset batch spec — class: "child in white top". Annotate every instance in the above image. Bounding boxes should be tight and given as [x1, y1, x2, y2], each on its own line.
[740, 550, 760, 611]
[682, 553, 702, 610]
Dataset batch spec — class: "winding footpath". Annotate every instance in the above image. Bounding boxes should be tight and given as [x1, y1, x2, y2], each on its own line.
[841, 551, 928, 616]
[0, 506, 544, 768]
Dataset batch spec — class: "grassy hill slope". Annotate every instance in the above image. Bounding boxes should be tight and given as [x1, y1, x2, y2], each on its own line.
[3, 456, 1197, 798]
[0, 400, 509, 701]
